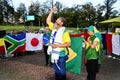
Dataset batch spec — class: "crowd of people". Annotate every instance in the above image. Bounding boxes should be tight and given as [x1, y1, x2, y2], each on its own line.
[0, 7, 106, 80]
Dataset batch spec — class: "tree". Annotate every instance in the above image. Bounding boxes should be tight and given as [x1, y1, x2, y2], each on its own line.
[55, 1, 62, 12]
[0, 0, 14, 24]
[81, 2, 96, 26]
[38, 0, 53, 26]
[103, 0, 117, 19]
[40, 2, 50, 15]
[28, 1, 41, 26]
[94, 4, 105, 27]
[28, 1, 41, 15]
[101, 0, 118, 32]
[0, 0, 4, 24]
[15, 3, 26, 23]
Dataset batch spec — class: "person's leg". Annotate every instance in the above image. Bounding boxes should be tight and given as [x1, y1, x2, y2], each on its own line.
[53, 56, 68, 80]
[48, 55, 52, 66]
[86, 60, 90, 80]
[86, 59, 98, 80]
[59, 56, 68, 80]
[43, 45, 49, 66]
[53, 62, 61, 80]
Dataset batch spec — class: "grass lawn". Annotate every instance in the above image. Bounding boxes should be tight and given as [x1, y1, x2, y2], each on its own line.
[0, 25, 42, 32]
[0, 25, 77, 32]
[0, 25, 79, 34]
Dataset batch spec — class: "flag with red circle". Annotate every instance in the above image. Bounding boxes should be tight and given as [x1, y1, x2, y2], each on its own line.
[26, 33, 43, 51]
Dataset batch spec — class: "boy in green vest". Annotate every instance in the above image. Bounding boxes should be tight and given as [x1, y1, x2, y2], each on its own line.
[83, 25, 103, 80]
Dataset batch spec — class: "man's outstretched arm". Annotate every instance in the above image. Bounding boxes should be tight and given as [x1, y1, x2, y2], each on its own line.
[46, 7, 56, 25]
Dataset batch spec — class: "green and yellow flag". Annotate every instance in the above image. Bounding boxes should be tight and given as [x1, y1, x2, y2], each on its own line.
[66, 36, 83, 74]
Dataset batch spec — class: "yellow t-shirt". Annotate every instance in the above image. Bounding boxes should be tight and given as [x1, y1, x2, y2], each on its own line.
[94, 38, 100, 51]
[49, 22, 54, 30]
[86, 37, 100, 52]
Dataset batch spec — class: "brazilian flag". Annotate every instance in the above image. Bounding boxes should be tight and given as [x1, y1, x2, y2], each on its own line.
[66, 36, 83, 74]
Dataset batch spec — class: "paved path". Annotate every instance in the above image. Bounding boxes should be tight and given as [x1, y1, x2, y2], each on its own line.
[0, 51, 120, 80]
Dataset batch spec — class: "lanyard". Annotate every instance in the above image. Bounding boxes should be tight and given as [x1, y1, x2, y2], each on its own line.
[52, 31, 57, 44]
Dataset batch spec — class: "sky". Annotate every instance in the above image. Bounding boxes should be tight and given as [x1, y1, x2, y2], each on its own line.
[12, 0, 120, 10]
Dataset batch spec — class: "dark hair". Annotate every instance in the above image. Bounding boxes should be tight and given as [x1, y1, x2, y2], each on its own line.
[59, 17, 66, 26]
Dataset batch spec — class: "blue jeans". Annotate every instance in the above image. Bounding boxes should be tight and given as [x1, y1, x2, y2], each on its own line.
[53, 55, 68, 80]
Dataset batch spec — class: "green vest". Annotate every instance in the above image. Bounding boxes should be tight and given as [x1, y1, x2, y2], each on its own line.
[85, 35, 103, 64]
[85, 36, 98, 60]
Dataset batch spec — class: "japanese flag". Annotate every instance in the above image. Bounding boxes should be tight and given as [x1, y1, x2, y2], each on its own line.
[26, 33, 43, 51]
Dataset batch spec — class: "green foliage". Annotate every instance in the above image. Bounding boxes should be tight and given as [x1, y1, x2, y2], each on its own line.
[103, 0, 118, 19]
[0, 0, 14, 25]
[0, 0, 119, 28]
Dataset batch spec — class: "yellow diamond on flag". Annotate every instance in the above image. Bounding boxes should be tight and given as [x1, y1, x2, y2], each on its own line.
[66, 47, 77, 62]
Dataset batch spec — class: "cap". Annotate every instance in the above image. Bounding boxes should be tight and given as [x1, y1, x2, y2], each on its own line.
[87, 25, 94, 32]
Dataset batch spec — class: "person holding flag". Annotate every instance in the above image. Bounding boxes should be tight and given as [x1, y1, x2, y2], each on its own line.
[46, 7, 71, 80]
[83, 25, 103, 80]
[11, 29, 18, 36]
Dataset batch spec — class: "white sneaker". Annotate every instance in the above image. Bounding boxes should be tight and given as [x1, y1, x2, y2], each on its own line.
[107, 55, 112, 58]
[112, 57, 116, 59]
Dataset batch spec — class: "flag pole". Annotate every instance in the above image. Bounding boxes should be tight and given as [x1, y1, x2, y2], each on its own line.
[4, 41, 8, 57]
[52, 0, 53, 8]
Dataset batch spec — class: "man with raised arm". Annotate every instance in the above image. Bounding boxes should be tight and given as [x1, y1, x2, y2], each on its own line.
[46, 7, 71, 80]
